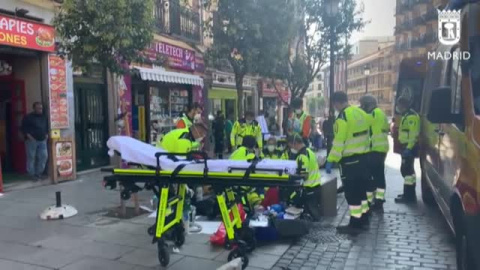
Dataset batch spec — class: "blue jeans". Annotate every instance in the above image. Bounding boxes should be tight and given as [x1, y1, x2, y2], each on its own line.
[25, 139, 48, 177]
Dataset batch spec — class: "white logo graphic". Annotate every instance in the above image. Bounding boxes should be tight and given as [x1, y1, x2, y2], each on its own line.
[438, 9, 461, 45]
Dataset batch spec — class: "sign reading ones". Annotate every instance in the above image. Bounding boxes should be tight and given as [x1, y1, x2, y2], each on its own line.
[0, 15, 55, 52]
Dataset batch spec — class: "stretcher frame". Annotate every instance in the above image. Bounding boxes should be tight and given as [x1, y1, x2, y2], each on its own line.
[103, 151, 305, 269]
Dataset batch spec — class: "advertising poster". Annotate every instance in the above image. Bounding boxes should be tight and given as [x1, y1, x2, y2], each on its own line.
[48, 54, 70, 129]
[116, 73, 132, 136]
[55, 141, 73, 178]
[0, 15, 55, 52]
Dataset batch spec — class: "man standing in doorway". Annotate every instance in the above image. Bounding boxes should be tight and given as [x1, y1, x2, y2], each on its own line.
[21, 102, 49, 180]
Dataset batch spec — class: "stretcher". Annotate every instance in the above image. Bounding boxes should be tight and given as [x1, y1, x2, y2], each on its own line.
[103, 137, 306, 269]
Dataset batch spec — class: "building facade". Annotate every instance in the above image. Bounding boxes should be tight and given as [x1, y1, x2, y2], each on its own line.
[0, 0, 77, 183]
[303, 74, 325, 116]
[394, 0, 448, 70]
[346, 44, 396, 116]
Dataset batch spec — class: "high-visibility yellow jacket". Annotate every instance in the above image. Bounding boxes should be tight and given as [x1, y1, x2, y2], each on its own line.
[229, 146, 257, 161]
[327, 106, 370, 163]
[369, 107, 390, 153]
[262, 149, 281, 160]
[398, 109, 420, 150]
[296, 148, 321, 188]
[176, 116, 193, 129]
[157, 128, 199, 153]
[230, 119, 263, 149]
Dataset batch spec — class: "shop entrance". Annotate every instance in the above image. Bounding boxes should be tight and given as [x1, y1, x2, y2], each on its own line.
[0, 80, 26, 179]
[74, 83, 109, 171]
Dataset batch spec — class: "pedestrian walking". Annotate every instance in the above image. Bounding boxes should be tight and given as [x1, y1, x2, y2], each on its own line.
[394, 97, 420, 203]
[360, 95, 389, 211]
[325, 92, 371, 234]
[213, 111, 225, 159]
[21, 102, 48, 181]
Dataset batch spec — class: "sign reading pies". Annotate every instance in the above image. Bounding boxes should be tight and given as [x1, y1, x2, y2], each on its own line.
[48, 54, 69, 129]
[0, 15, 55, 52]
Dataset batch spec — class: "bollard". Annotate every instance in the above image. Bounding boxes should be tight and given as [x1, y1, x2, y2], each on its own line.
[56, 191, 62, 207]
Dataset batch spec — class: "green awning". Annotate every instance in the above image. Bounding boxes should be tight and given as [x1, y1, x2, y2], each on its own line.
[209, 87, 237, 100]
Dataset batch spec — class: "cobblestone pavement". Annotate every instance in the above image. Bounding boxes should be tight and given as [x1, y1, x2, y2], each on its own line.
[273, 150, 457, 270]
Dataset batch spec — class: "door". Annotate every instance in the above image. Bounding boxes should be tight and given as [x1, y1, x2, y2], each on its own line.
[74, 83, 109, 171]
[437, 47, 465, 209]
[0, 80, 26, 173]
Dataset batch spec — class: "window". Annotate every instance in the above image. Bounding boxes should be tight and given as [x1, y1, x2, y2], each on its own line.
[318, 84, 322, 90]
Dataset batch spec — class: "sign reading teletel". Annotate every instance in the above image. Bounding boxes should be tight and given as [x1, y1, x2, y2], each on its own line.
[0, 15, 55, 52]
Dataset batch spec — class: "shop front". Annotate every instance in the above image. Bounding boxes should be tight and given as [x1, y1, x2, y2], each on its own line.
[0, 10, 76, 183]
[209, 70, 256, 120]
[129, 40, 204, 145]
[259, 80, 290, 135]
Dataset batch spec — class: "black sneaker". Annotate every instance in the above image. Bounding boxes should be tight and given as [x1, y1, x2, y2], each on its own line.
[394, 195, 416, 204]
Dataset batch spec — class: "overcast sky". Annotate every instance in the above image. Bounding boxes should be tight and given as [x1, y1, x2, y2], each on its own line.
[350, 0, 396, 43]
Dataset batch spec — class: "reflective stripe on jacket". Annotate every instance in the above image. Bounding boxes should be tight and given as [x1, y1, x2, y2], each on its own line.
[370, 108, 389, 153]
[398, 109, 420, 150]
[327, 106, 370, 163]
[297, 148, 321, 187]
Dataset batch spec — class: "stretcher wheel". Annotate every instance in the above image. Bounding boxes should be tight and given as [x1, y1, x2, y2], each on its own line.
[173, 224, 185, 247]
[228, 248, 249, 269]
[157, 241, 170, 267]
[239, 227, 256, 253]
[121, 190, 131, 200]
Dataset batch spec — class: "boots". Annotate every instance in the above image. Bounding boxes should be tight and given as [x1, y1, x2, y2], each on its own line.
[360, 212, 370, 229]
[371, 199, 385, 211]
[337, 217, 363, 235]
[394, 185, 416, 203]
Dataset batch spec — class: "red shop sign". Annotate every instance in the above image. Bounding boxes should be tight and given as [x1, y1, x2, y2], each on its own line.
[144, 41, 196, 72]
[0, 15, 55, 52]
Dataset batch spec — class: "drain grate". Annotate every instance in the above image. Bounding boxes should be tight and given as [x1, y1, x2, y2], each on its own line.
[303, 225, 348, 243]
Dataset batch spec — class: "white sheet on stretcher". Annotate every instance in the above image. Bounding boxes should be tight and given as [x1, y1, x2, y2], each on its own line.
[107, 136, 299, 175]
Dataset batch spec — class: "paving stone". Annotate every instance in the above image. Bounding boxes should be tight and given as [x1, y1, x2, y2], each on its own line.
[32, 235, 90, 250]
[167, 256, 223, 270]
[256, 243, 290, 256]
[18, 248, 85, 269]
[246, 252, 280, 269]
[73, 241, 134, 260]
[0, 258, 50, 270]
[178, 242, 223, 259]
[61, 257, 137, 270]
[119, 248, 183, 267]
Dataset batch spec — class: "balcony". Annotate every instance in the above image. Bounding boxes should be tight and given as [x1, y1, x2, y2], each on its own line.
[155, 0, 201, 43]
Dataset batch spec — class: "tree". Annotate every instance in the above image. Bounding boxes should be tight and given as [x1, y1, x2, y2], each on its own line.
[54, 0, 156, 74]
[271, 0, 366, 104]
[204, 0, 296, 117]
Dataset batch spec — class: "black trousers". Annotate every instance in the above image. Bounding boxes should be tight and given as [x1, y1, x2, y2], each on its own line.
[303, 186, 321, 221]
[367, 152, 387, 199]
[339, 154, 368, 216]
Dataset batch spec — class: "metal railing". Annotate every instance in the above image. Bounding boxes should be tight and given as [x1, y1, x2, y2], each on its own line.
[155, 0, 201, 43]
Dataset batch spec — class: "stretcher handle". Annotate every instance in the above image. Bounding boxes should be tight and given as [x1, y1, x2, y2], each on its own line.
[228, 167, 286, 176]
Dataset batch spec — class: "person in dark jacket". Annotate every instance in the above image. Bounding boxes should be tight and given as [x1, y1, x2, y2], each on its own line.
[21, 102, 48, 180]
[213, 111, 225, 159]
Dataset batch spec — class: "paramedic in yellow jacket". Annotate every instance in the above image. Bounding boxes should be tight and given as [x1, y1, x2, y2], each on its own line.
[360, 95, 389, 211]
[157, 124, 208, 153]
[325, 92, 371, 235]
[229, 136, 262, 208]
[394, 97, 420, 204]
[230, 111, 263, 150]
[289, 135, 322, 221]
[262, 137, 282, 159]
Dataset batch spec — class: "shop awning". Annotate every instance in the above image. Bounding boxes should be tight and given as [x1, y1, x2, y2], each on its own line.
[210, 87, 238, 99]
[133, 66, 204, 87]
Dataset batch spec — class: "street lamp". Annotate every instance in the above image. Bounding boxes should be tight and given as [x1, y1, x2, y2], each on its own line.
[326, 0, 340, 153]
[364, 65, 371, 93]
